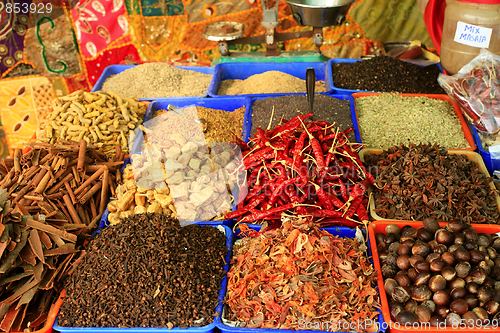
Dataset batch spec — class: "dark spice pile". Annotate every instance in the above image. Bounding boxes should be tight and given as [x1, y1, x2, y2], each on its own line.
[377, 219, 500, 327]
[250, 95, 352, 138]
[331, 56, 445, 94]
[365, 143, 500, 223]
[59, 213, 228, 328]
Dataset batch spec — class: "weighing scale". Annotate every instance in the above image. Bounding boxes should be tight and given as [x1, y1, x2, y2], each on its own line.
[203, 0, 355, 65]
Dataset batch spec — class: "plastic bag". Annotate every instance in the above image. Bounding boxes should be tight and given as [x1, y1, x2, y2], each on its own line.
[438, 49, 500, 134]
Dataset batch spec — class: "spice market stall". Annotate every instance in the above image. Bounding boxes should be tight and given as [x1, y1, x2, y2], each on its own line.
[4, 45, 500, 333]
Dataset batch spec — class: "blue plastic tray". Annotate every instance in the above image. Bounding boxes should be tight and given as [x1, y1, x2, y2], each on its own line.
[54, 223, 233, 333]
[142, 97, 252, 141]
[91, 65, 214, 100]
[468, 121, 499, 174]
[247, 94, 362, 144]
[208, 62, 331, 98]
[327, 58, 443, 95]
[219, 224, 386, 333]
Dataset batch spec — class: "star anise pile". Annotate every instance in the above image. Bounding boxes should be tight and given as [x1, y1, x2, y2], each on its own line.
[365, 143, 500, 224]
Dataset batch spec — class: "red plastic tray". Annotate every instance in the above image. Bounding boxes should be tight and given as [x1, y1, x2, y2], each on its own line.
[352, 93, 476, 151]
[368, 220, 500, 332]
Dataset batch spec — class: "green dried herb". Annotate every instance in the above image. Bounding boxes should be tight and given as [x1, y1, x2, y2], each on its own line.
[355, 95, 470, 149]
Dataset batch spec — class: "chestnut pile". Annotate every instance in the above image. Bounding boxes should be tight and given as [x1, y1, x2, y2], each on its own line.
[377, 218, 500, 327]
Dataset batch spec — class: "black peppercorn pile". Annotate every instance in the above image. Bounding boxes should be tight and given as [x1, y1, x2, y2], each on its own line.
[58, 213, 228, 328]
[365, 143, 500, 224]
[331, 56, 445, 94]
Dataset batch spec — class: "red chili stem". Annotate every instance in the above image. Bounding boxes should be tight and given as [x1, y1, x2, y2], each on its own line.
[240, 203, 295, 223]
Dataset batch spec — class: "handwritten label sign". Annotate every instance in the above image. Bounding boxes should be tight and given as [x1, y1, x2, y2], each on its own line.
[454, 21, 492, 48]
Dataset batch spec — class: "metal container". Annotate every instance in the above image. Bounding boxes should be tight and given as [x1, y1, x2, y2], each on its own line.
[284, 0, 355, 27]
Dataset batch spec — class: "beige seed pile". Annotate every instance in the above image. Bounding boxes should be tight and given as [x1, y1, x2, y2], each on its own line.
[100, 62, 213, 98]
[217, 71, 327, 95]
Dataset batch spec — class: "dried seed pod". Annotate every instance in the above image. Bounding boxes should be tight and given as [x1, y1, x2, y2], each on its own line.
[404, 299, 418, 313]
[423, 217, 440, 233]
[422, 300, 436, 313]
[450, 299, 468, 315]
[479, 260, 491, 275]
[376, 232, 386, 245]
[385, 278, 399, 296]
[414, 271, 431, 286]
[455, 261, 471, 278]
[477, 285, 494, 304]
[434, 244, 448, 254]
[426, 253, 440, 263]
[446, 219, 466, 233]
[429, 259, 446, 272]
[429, 275, 447, 292]
[470, 250, 486, 265]
[488, 247, 497, 260]
[467, 266, 487, 285]
[464, 241, 477, 251]
[428, 240, 439, 251]
[449, 278, 466, 290]
[385, 252, 399, 267]
[414, 260, 430, 273]
[436, 305, 450, 317]
[386, 232, 399, 245]
[436, 229, 454, 245]
[446, 312, 462, 327]
[441, 251, 456, 266]
[464, 294, 479, 309]
[450, 287, 467, 299]
[478, 233, 492, 247]
[395, 271, 411, 288]
[397, 244, 411, 256]
[397, 255, 411, 271]
[386, 224, 401, 236]
[417, 227, 434, 242]
[472, 307, 489, 324]
[454, 232, 465, 245]
[454, 247, 470, 262]
[463, 227, 478, 243]
[412, 285, 432, 302]
[467, 282, 480, 294]
[462, 311, 479, 326]
[492, 237, 500, 251]
[400, 235, 415, 244]
[412, 242, 431, 257]
[484, 277, 496, 288]
[485, 301, 500, 315]
[409, 255, 424, 267]
[430, 315, 446, 327]
[401, 225, 417, 238]
[433, 289, 451, 306]
[441, 266, 457, 281]
[415, 304, 432, 322]
[396, 310, 419, 325]
[407, 268, 418, 281]
[448, 244, 461, 253]
[392, 286, 411, 303]
[390, 301, 404, 321]
[388, 241, 401, 253]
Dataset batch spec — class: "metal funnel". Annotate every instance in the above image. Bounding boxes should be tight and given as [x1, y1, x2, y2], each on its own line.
[285, 0, 355, 27]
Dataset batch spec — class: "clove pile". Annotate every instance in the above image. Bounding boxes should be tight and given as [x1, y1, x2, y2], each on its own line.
[0, 141, 116, 332]
[58, 213, 228, 328]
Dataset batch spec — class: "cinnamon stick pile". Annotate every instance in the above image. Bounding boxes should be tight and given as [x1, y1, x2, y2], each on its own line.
[0, 140, 123, 332]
